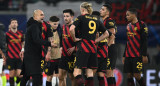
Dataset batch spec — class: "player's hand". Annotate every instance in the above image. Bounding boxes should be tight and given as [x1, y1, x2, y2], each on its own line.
[142, 56, 148, 64]
[74, 38, 82, 42]
[3, 57, 6, 65]
[67, 47, 75, 55]
[2, 54, 6, 65]
[108, 34, 115, 46]
[60, 47, 62, 54]
[51, 41, 58, 48]
[45, 51, 51, 61]
[19, 51, 24, 61]
[0, 49, 2, 55]
[52, 43, 58, 48]
[122, 57, 125, 64]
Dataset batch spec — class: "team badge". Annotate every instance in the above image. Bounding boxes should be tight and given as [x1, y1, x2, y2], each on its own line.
[144, 27, 148, 33]
[134, 27, 137, 31]
[109, 22, 114, 26]
[75, 18, 78, 21]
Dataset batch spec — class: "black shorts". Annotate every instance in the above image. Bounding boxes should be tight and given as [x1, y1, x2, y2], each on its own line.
[123, 57, 143, 73]
[7, 58, 22, 70]
[75, 51, 98, 69]
[44, 59, 60, 75]
[59, 55, 75, 73]
[107, 44, 117, 70]
[41, 57, 46, 70]
[97, 57, 107, 72]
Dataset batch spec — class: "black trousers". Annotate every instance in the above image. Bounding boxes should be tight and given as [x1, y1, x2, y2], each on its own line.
[20, 74, 42, 86]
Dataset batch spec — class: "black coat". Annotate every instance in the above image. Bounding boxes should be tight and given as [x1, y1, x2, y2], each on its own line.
[22, 17, 51, 76]
[0, 22, 6, 58]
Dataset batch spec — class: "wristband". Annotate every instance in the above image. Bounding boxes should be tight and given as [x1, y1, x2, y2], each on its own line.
[21, 48, 24, 52]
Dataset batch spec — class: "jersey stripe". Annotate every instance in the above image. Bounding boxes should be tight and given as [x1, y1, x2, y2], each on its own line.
[81, 42, 89, 53]
[83, 39, 96, 53]
[6, 31, 23, 59]
[62, 25, 75, 56]
[127, 42, 135, 57]
[41, 22, 48, 58]
[8, 44, 19, 58]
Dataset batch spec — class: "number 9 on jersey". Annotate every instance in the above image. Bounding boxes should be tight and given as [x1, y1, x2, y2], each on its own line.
[88, 20, 96, 34]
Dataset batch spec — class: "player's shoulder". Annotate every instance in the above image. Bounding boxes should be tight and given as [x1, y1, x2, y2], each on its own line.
[18, 30, 23, 33]
[6, 31, 11, 35]
[106, 17, 115, 22]
[139, 20, 146, 25]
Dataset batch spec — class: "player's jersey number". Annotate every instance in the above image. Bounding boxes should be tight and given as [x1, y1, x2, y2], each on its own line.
[88, 20, 96, 34]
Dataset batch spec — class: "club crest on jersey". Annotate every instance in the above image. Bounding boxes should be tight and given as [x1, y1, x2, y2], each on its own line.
[75, 18, 78, 21]
[9, 35, 13, 38]
[109, 22, 114, 26]
[134, 27, 137, 31]
[18, 35, 21, 38]
[144, 27, 148, 33]
[42, 27, 44, 30]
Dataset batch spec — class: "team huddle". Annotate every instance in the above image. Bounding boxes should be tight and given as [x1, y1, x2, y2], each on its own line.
[0, 1, 148, 86]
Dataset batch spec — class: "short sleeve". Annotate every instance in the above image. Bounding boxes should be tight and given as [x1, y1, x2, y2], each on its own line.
[73, 16, 82, 27]
[105, 19, 116, 29]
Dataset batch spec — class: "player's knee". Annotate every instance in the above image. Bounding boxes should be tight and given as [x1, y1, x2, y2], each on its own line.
[93, 69, 97, 76]
[106, 70, 114, 77]
[97, 72, 104, 77]
[68, 74, 75, 81]
[9, 71, 15, 77]
[58, 74, 64, 80]
[73, 69, 81, 77]
[47, 76, 52, 82]
[86, 69, 93, 77]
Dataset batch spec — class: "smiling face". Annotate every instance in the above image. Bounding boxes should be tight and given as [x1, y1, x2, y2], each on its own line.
[63, 13, 73, 25]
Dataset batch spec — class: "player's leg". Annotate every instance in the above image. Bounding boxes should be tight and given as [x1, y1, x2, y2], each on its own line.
[68, 73, 76, 86]
[52, 73, 59, 86]
[45, 61, 53, 86]
[133, 57, 145, 86]
[124, 57, 135, 86]
[85, 53, 98, 86]
[97, 57, 107, 86]
[107, 45, 117, 86]
[134, 73, 145, 86]
[46, 75, 53, 86]
[58, 69, 67, 86]
[7, 58, 16, 86]
[52, 60, 59, 86]
[58, 56, 70, 86]
[0, 58, 3, 86]
[106, 69, 115, 86]
[85, 68, 94, 86]
[15, 58, 23, 84]
[16, 69, 22, 85]
[68, 56, 76, 86]
[127, 73, 135, 86]
[73, 51, 89, 86]
[73, 68, 83, 86]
